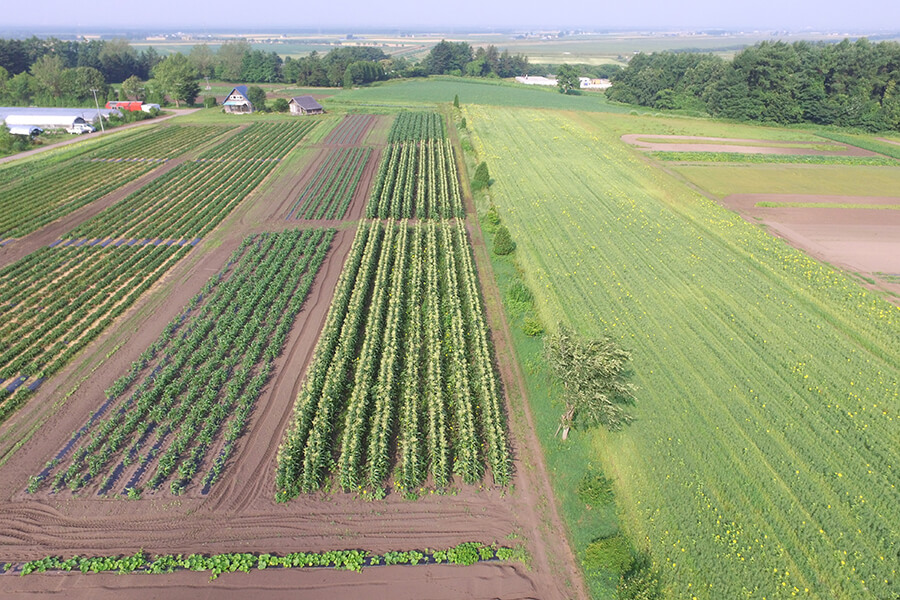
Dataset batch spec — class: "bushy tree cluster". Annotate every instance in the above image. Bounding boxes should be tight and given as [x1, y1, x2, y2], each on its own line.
[608, 38, 900, 131]
[423, 41, 528, 77]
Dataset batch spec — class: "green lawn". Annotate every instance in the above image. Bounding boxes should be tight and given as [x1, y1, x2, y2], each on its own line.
[465, 104, 900, 599]
[330, 77, 632, 113]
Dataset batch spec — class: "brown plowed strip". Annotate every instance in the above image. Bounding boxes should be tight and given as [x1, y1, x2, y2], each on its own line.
[621, 133, 879, 156]
[0, 563, 539, 600]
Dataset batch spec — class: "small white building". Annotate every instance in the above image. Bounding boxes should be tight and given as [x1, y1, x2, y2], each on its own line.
[581, 78, 612, 90]
[223, 86, 253, 114]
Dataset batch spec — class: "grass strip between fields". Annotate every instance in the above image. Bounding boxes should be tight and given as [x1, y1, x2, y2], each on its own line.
[755, 201, 900, 209]
[651, 151, 898, 166]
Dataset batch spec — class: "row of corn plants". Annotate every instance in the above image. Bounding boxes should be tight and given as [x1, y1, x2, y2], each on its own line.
[388, 111, 445, 143]
[286, 147, 371, 220]
[28, 229, 334, 496]
[275, 220, 510, 500]
[367, 138, 463, 219]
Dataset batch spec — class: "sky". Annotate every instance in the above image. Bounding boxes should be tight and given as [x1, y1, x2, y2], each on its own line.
[4, 0, 900, 32]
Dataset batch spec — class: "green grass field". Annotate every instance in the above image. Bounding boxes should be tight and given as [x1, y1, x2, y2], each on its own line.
[672, 164, 900, 198]
[465, 104, 900, 599]
[331, 77, 631, 112]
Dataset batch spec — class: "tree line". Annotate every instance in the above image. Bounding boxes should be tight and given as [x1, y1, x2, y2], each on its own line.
[607, 38, 900, 131]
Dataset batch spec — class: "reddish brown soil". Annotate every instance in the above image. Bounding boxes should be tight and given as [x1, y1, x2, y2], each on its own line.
[722, 193, 900, 301]
[0, 563, 538, 599]
[621, 134, 879, 156]
[0, 114, 568, 598]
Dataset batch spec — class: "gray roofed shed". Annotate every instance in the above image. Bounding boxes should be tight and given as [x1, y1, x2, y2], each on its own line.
[289, 96, 324, 115]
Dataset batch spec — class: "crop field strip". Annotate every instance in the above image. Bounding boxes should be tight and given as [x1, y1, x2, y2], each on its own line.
[276, 220, 510, 499]
[366, 111, 464, 219]
[85, 124, 234, 161]
[0, 243, 192, 420]
[323, 114, 377, 145]
[64, 121, 319, 240]
[0, 125, 235, 240]
[286, 147, 371, 219]
[30, 228, 334, 496]
[466, 105, 900, 598]
[196, 121, 317, 161]
[0, 160, 155, 239]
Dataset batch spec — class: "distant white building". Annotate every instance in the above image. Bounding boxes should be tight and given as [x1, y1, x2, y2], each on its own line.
[0, 107, 120, 124]
[581, 78, 612, 90]
[515, 75, 557, 86]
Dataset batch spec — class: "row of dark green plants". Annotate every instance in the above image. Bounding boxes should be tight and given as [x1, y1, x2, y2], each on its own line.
[13, 542, 523, 580]
[287, 147, 371, 220]
[29, 229, 334, 496]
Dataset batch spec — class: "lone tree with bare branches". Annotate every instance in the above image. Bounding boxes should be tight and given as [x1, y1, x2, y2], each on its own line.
[544, 324, 637, 439]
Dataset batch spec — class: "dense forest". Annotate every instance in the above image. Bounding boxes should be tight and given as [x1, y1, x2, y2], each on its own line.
[607, 38, 900, 131]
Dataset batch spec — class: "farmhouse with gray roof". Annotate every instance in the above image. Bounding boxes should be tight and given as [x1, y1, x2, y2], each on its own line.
[289, 96, 324, 115]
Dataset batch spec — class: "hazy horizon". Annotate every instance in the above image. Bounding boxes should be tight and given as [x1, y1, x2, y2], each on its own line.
[4, 0, 900, 34]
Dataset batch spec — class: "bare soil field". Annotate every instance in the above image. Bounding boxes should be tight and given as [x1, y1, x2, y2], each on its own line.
[722, 193, 900, 300]
[0, 114, 575, 599]
[621, 133, 879, 156]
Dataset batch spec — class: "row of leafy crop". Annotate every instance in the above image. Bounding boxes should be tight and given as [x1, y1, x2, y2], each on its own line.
[276, 220, 509, 500]
[0, 244, 191, 421]
[198, 121, 318, 161]
[30, 228, 334, 496]
[367, 138, 463, 219]
[287, 147, 371, 219]
[388, 111, 445, 143]
[65, 158, 276, 240]
[323, 114, 377, 146]
[0, 161, 154, 239]
[87, 125, 233, 160]
[17, 543, 522, 579]
[650, 151, 899, 166]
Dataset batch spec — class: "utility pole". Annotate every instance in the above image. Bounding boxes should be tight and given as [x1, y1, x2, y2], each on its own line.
[90, 88, 105, 133]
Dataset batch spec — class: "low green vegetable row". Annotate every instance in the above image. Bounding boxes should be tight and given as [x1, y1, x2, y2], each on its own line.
[11, 542, 524, 580]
